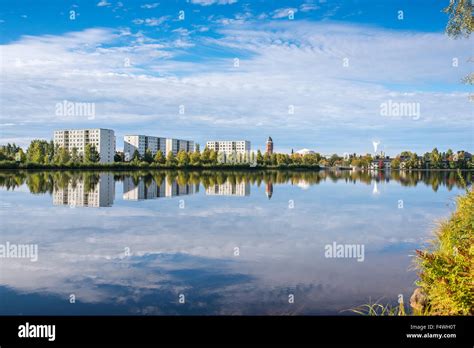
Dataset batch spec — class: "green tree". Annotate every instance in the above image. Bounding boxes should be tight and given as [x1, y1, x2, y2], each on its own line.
[27, 140, 49, 163]
[15, 148, 27, 162]
[430, 148, 442, 169]
[114, 152, 124, 162]
[256, 150, 264, 165]
[131, 149, 141, 162]
[166, 151, 176, 165]
[143, 149, 153, 163]
[71, 147, 81, 164]
[200, 147, 210, 164]
[190, 151, 201, 166]
[154, 151, 165, 164]
[84, 144, 100, 163]
[176, 150, 190, 166]
[391, 157, 401, 169]
[209, 149, 218, 164]
[54, 147, 70, 164]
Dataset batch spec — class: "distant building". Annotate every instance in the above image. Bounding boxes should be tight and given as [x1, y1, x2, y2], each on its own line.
[54, 128, 115, 163]
[370, 157, 391, 171]
[123, 135, 194, 160]
[124, 135, 166, 159]
[266, 136, 273, 155]
[206, 140, 251, 155]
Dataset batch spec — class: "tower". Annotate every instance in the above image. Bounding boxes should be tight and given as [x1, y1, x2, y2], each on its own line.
[266, 136, 273, 155]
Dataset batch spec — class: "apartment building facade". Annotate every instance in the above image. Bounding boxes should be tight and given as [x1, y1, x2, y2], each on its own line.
[205, 140, 251, 155]
[54, 128, 115, 163]
[165, 138, 195, 156]
[123, 135, 194, 159]
[123, 135, 166, 159]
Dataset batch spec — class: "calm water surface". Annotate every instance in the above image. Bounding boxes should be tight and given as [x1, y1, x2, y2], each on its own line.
[0, 170, 471, 315]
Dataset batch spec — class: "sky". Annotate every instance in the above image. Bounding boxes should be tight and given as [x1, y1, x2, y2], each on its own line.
[0, 0, 473, 155]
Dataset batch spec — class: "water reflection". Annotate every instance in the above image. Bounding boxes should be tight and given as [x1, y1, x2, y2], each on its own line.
[123, 176, 197, 201]
[0, 170, 470, 208]
[0, 169, 470, 315]
[53, 173, 115, 207]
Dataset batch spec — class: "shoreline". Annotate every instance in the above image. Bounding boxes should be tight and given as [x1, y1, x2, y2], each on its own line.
[0, 161, 473, 172]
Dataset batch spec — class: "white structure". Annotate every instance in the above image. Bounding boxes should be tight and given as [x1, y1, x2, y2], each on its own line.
[123, 135, 166, 159]
[53, 173, 115, 207]
[54, 128, 115, 163]
[206, 181, 250, 196]
[295, 148, 316, 155]
[206, 140, 251, 155]
[123, 135, 194, 160]
[166, 138, 195, 156]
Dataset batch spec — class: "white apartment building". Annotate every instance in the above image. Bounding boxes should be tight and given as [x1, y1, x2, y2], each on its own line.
[123, 135, 194, 160]
[54, 128, 115, 163]
[53, 173, 115, 207]
[206, 140, 251, 155]
[123, 135, 166, 159]
[165, 138, 195, 156]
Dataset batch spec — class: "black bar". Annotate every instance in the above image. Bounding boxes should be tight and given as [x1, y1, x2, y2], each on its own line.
[0, 316, 471, 346]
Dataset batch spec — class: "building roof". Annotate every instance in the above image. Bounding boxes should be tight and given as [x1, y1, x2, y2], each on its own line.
[267, 136, 273, 142]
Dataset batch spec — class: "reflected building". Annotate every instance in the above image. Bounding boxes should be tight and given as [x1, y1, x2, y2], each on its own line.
[53, 173, 115, 207]
[206, 181, 250, 196]
[123, 177, 196, 200]
[265, 182, 273, 199]
[122, 177, 166, 201]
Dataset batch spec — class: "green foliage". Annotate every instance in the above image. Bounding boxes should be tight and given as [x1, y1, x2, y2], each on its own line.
[415, 188, 474, 315]
[143, 149, 153, 163]
[444, 0, 474, 38]
[166, 151, 176, 165]
[26, 140, 51, 164]
[176, 150, 190, 166]
[84, 144, 100, 163]
[154, 150, 165, 164]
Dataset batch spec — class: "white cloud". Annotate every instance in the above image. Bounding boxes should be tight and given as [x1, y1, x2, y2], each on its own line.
[97, 0, 111, 7]
[191, 0, 237, 6]
[272, 8, 298, 19]
[300, 3, 320, 12]
[0, 22, 472, 152]
[141, 3, 159, 9]
[133, 16, 169, 26]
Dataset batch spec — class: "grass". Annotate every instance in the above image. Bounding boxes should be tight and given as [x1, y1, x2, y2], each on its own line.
[414, 186, 473, 315]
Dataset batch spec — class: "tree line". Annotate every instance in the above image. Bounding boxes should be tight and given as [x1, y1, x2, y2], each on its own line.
[0, 140, 472, 169]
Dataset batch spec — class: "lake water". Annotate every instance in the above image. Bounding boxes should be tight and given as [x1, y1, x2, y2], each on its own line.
[0, 170, 470, 315]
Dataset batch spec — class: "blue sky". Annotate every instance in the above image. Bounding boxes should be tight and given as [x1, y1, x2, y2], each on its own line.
[0, 0, 473, 154]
